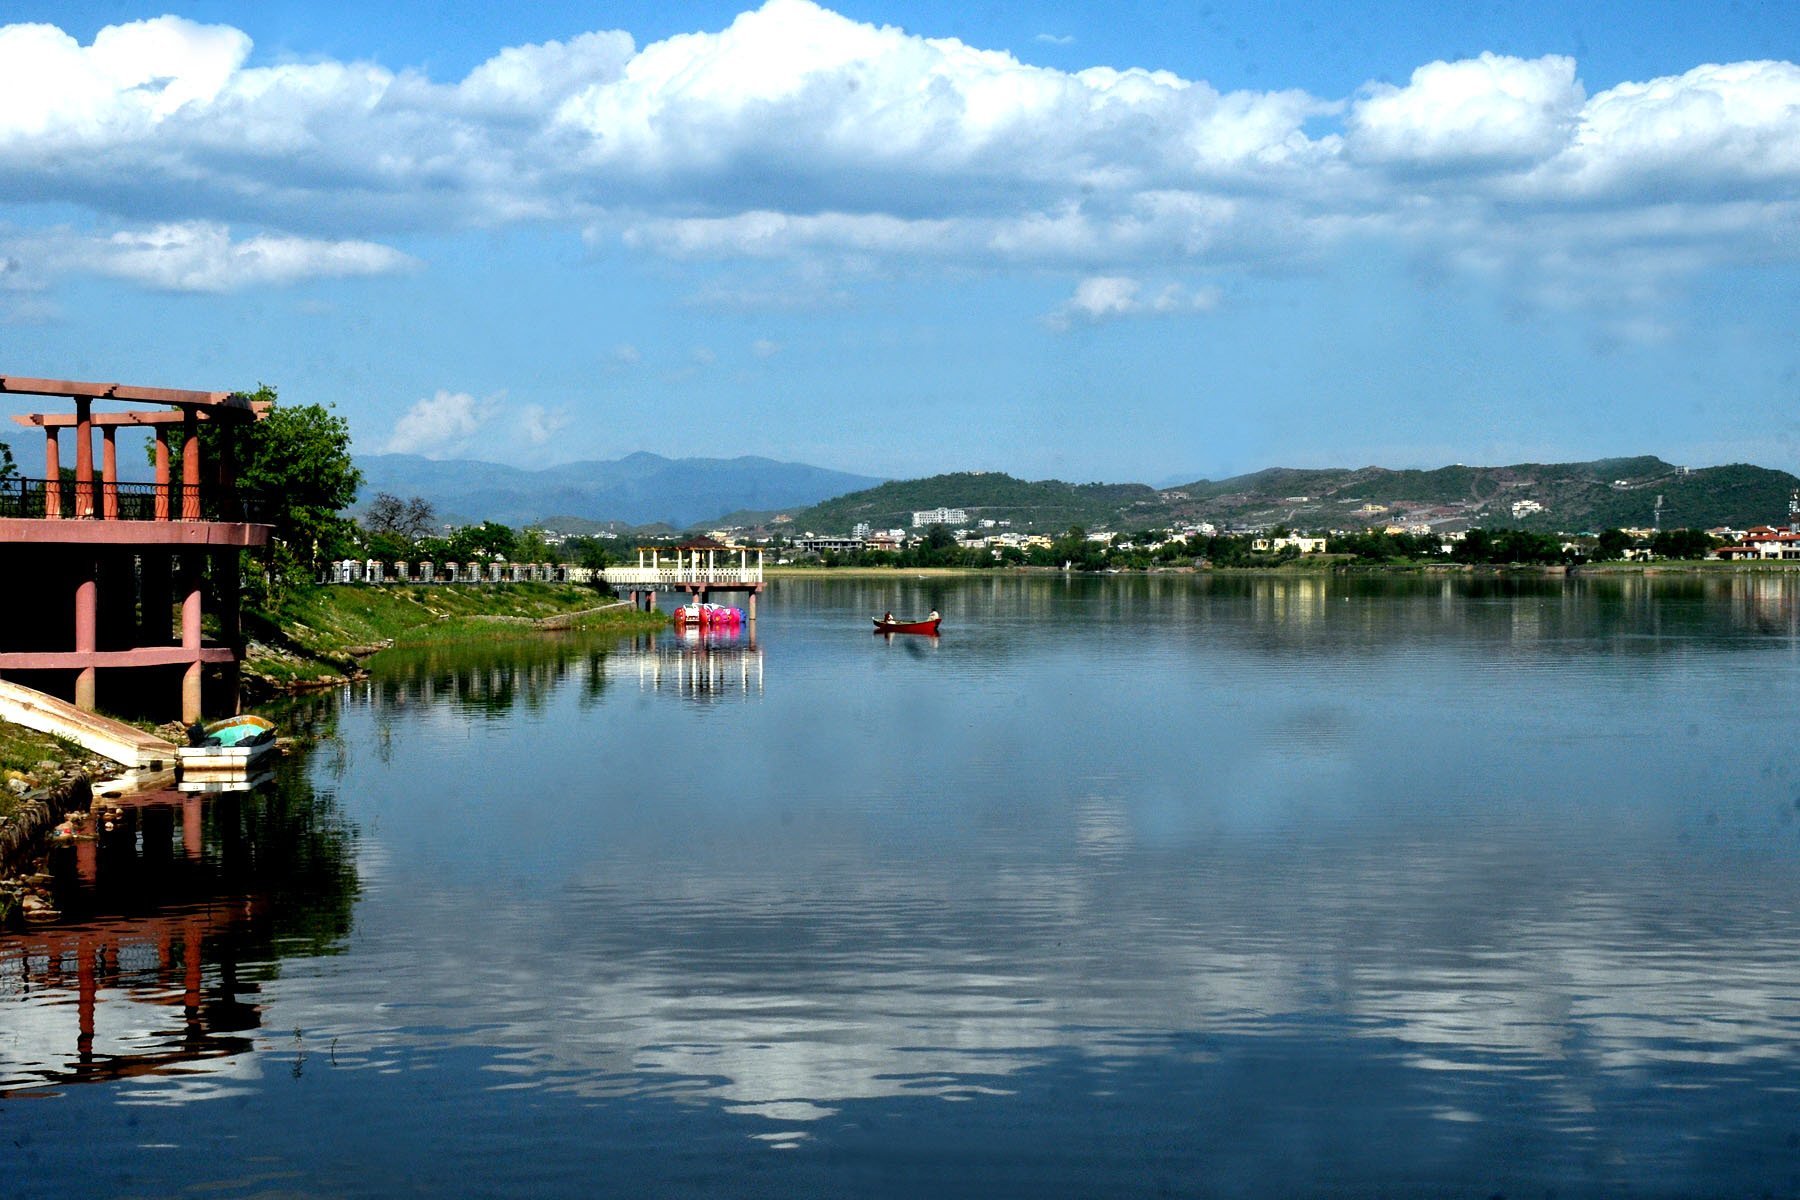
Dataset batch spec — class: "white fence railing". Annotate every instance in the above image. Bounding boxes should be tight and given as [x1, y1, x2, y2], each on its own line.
[601, 566, 763, 587]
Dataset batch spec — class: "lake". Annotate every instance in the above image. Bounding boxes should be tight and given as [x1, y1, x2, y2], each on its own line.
[5, 573, 1800, 1197]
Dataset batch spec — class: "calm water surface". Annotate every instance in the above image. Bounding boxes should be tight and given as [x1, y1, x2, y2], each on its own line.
[5, 574, 1800, 1197]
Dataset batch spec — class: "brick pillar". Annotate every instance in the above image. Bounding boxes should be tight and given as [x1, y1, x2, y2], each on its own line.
[181, 551, 203, 724]
[74, 397, 94, 517]
[44, 429, 61, 518]
[181, 409, 201, 521]
[154, 429, 171, 520]
[74, 557, 97, 710]
[101, 427, 118, 519]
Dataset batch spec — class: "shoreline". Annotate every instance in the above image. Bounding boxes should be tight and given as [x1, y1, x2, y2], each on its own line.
[769, 560, 1800, 579]
[243, 582, 667, 694]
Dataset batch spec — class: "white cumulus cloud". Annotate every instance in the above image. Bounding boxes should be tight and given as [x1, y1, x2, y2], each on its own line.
[0, 2, 1793, 323]
[1047, 276, 1222, 330]
[86, 222, 413, 292]
[383, 390, 501, 457]
[1348, 53, 1584, 171]
[0, 221, 413, 294]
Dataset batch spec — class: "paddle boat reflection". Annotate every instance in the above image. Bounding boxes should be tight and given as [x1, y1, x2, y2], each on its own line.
[623, 628, 764, 701]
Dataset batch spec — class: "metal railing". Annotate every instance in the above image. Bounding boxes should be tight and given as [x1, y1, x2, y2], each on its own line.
[0, 476, 269, 523]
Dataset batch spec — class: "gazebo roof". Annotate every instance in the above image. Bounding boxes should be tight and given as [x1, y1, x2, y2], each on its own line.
[2, 375, 268, 424]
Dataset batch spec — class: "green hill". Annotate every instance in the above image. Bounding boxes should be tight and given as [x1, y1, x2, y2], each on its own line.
[743, 472, 1165, 534]
[1170, 457, 1796, 532]
[743, 458, 1797, 536]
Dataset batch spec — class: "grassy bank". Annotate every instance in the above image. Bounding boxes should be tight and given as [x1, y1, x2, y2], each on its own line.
[246, 582, 667, 690]
[1, 725, 71, 818]
[1570, 560, 1800, 575]
[0, 723, 107, 817]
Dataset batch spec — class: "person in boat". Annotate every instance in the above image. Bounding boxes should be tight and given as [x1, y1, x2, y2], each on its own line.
[928, 610, 939, 623]
[884, 611, 895, 624]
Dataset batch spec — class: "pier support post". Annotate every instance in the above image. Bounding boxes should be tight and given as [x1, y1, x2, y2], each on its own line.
[181, 551, 203, 725]
[747, 591, 757, 623]
[44, 429, 61, 518]
[180, 408, 201, 521]
[74, 397, 94, 517]
[153, 429, 171, 520]
[73, 557, 97, 711]
[101, 428, 118, 519]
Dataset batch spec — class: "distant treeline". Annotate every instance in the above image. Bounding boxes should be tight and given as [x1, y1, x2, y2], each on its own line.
[803, 525, 1723, 571]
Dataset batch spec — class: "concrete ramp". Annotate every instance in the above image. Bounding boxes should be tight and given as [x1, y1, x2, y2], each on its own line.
[0, 679, 178, 769]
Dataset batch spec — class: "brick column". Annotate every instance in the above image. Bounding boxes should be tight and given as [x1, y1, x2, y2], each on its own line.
[181, 409, 201, 520]
[101, 427, 118, 519]
[44, 429, 61, 518]
[181, 551, 203, 724]
[74, 557, 97, 710]
[74, 397, 94, 517]
[154, 429, 171, 520]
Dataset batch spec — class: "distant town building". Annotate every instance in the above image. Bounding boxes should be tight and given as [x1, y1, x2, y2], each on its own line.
[852, 522, 871, 538]
[1717, 525, 1800, 561]
[912, 507, 968, 527]
[1511, 499, 1545, 518]
[795, 536, 864, 555]
[1252, 534, 1328, 554]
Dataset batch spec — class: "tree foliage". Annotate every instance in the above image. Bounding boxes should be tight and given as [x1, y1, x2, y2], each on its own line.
[1649, 528, 1716, 560]
[1594, 528, 1633, 561]
[1450, 528, 1570, 565]
[233, 387, 363, 590]
[363, 492, 437, 543]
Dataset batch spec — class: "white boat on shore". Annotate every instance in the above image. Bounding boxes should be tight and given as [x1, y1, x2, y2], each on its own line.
[176, 714, 278, 783]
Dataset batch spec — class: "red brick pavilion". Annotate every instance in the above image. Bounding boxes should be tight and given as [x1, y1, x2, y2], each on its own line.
[0, 375, 272, 724]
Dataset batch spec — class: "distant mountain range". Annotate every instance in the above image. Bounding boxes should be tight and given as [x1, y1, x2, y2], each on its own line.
[6, 431, 1794, 536]
[354, 451, 884, 529]
[750, 457, 1800, 536]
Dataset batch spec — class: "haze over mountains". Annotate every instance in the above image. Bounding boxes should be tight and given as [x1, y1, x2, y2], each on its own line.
[355, 451, 884, 529]
[357, 450, 1799, 534]
[5, 429, 1793, 534]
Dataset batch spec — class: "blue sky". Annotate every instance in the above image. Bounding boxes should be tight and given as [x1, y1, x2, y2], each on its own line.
[1, 1, 1796, 484]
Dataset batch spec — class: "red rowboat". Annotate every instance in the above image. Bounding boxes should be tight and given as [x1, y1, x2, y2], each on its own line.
[872, 616, 941, 634]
